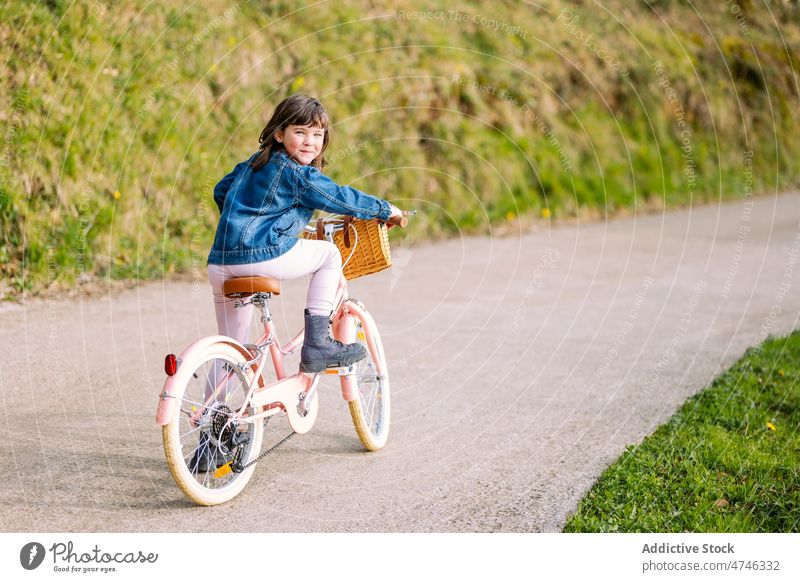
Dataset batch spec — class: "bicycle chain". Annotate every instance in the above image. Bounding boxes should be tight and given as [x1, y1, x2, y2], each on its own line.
[234, 430, 296, 472]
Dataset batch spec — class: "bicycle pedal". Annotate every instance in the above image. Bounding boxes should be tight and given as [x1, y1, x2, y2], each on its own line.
[213, 462, 233, 479]
[322, 365, 354, 376]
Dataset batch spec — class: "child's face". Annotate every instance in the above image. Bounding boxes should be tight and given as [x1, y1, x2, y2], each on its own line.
[276, 124, 325, 165]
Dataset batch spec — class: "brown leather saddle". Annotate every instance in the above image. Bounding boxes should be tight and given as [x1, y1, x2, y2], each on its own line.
[222, 276, 281, 298]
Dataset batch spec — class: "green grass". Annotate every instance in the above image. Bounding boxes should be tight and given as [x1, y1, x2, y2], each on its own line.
[1, 0, 800, 297]
[564, 331, 800, 532]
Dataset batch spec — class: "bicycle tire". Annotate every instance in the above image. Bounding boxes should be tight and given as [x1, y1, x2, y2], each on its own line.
[162, 342, 264, 505]
[347, 314, 390, 451]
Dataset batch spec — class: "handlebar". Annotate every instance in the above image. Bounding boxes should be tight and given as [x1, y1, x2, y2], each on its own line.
[305, 210, 415, 233]
[386, 210, 416, 229]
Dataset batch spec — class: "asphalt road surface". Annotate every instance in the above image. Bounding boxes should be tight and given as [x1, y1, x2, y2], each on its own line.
[1, 192, 799, 532]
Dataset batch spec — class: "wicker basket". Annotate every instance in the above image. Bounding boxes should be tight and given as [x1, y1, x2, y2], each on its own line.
[303, 218, 392, 280]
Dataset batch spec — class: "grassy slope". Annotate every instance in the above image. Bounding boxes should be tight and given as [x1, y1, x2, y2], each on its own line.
[564, 331, 800, 532]
[1, 0, 799, 296]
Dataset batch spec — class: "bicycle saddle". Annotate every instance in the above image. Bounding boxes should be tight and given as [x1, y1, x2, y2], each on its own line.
[223, 276, 281, 298]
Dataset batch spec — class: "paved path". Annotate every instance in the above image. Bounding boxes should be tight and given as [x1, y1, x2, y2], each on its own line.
[1, 192, 799, 532]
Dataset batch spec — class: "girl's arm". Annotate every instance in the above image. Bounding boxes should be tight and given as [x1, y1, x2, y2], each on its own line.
[213, 162, 245, 213]
[297, 165, 394, 221]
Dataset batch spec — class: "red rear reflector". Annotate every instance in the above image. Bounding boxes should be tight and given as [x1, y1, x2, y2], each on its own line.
[165, 354, 178, 376]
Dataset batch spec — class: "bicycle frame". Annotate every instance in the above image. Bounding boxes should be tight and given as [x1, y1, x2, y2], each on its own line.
[155, 270, 382, 433]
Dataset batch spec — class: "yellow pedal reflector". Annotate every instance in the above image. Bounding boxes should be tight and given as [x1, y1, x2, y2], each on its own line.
[213, 463, 233, 478]
[191, 405, 197, 412]
[357, 331, 365, 341]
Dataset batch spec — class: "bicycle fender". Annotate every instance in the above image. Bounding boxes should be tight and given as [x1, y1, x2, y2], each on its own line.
[155, 336, 262, 426]
[333, 310, 358, 402]
[334, 300, 385, 402]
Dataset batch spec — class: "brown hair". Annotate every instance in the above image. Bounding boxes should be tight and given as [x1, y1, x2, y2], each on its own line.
[250, 94, 330, 171]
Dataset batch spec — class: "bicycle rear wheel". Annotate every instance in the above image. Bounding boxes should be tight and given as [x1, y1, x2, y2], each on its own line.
[162, 342, 264, 505]
[347, 314, 390, 451]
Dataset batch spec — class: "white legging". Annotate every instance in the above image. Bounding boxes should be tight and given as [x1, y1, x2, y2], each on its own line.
[207, 239, 341, 345]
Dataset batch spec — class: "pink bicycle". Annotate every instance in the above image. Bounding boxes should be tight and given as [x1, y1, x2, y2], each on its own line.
[156, 213, 408, 505]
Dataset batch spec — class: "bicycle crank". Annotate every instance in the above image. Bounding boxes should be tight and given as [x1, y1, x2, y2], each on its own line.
[213, 429, 297, 478]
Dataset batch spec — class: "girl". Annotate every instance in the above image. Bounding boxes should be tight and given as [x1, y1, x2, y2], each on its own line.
[207, 94, 402, 374]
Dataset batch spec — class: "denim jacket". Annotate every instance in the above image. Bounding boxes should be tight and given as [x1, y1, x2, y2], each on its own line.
[207, 149, 392, 265]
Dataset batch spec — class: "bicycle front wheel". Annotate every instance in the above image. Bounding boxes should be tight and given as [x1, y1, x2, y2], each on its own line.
[162, 341, 264, 505]
[347, 312, 390, 451]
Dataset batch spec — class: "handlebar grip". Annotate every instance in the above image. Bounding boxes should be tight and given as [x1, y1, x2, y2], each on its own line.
[386, 215, 408, 228]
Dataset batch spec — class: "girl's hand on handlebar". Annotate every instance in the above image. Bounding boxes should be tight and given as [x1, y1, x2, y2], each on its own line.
[386, 204, 405, 229]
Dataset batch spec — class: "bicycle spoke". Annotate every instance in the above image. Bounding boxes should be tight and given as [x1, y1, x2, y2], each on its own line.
[202, 363, 213, 400]
[183, 440, 203, 465]
[179, 424, 203, 440]
[353, 330, 382, 433]
[176, 394, 218, 413]
[368, 384, 380, 430]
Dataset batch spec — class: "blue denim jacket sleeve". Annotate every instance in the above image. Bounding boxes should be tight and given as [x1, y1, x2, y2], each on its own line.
[296, 165, 392, 221]
[213, 161, 246, 214]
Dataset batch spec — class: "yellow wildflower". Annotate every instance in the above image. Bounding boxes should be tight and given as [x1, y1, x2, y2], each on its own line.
[291, 76, 305, 92]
